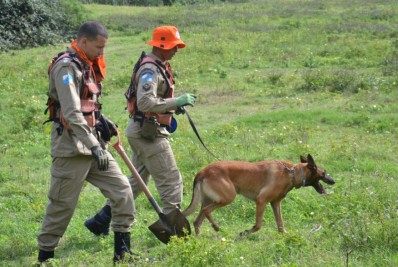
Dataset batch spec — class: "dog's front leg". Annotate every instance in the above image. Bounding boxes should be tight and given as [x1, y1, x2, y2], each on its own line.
[239, 197, 267, 236]
[271, 201, 286, 233]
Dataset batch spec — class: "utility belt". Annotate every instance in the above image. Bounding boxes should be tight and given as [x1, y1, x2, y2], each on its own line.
[54, 110, 101, 136]
[133, 112, 172, 141]
[133, 111, 172, 127]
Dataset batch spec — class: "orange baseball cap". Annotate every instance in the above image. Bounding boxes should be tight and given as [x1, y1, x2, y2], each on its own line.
[147, 26, 186, 50]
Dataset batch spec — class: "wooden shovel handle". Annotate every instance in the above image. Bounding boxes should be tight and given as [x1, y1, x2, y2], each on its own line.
[112, 136, 163, 215]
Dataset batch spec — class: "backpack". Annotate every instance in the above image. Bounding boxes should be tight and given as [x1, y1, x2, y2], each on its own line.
[44, 51, 101, 132]
[44, 52, 85, 126]
[124, 51, 174, 118]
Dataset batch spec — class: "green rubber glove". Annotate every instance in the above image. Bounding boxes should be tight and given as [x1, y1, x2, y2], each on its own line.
[91, 146, 109, 171]
[176, 93, 196, 107]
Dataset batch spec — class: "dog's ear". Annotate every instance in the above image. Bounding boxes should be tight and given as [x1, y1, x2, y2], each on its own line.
[300, 155, 307, 163]
[307, 154, 317, 169]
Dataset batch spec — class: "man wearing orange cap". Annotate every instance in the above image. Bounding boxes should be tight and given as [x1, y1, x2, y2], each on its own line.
[85, 25, 195, 236]
[38, 21, 134, 263]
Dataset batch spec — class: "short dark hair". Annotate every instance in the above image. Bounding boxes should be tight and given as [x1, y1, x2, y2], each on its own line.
[77, 21, 108, 40]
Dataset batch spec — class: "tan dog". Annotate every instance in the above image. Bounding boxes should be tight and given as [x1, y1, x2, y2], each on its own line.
[183, 154, 335, 235]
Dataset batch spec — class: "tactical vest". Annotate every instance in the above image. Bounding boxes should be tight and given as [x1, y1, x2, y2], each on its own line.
[125, 52, 174, 126]
[45, 52, 102, 132]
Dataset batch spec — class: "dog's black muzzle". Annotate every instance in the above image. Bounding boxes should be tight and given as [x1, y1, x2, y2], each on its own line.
[323, 174, 335, 185]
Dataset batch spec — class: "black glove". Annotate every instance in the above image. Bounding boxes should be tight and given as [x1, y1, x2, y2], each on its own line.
[91, 146, 109, 171]
[175, 106, 186, 115]
[105, 117, 118, 137]
[95, 115, 118, 142]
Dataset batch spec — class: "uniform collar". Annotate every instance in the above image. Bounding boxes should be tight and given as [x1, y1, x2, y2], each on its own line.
[147, 52, 167, 67]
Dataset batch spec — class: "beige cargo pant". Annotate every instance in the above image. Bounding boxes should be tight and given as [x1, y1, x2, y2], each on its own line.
[127, 136, 183, 214]
[38, 152, 135, 251]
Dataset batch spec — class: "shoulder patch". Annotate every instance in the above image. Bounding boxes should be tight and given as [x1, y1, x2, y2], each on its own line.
[143, 83, 152, 91]
[62, 73, 73, 85]
[140, 70, 154, 84]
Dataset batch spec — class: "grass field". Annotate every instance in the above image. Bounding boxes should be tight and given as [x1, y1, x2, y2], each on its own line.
[0, 0, 398, 266]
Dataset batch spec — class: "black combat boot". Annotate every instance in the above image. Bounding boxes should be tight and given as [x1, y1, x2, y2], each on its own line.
[84, 205, 111, 236]
[38, 249, 54, 262]
[113, 232, 131, 262]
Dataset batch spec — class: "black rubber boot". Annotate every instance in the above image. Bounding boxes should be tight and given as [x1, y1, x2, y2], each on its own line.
[113, 232, 131, 263]
[38, 250, 54, 262]
[84, 205, 111, 236]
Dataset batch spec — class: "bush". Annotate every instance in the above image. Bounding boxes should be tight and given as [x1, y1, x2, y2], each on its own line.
[79, 0, 248, 6]
[0, 0, 86, 51]
[80, 0, 169, 5]
[297, 69, 371, 94]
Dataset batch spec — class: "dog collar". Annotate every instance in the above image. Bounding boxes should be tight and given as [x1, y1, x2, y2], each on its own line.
[293, 166, 306, 189]
[280, 162, 305, 189]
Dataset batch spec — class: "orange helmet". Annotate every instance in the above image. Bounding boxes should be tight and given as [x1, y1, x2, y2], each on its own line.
[147, 26, 186, 50]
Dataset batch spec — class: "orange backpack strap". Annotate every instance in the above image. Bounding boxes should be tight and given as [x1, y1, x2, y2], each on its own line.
[45, 51, 101, 133]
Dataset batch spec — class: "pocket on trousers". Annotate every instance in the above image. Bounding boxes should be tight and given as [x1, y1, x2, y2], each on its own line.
[144, 139, 169, 157]
[49, 158, 75, 200]
[147, 144, 174, 174]
[51, 158, 76, 179]
[140, 119, 158, 141]
[48, 177, 63, 200]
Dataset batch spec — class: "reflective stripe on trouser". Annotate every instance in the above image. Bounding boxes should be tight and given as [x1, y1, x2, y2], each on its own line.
[127, 136, 183, 214]
[38, 152, 135, 251]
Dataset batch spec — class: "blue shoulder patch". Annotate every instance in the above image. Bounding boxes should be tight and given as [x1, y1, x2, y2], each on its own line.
[141, 71, 154, 84]
[62, 73, 73, 85]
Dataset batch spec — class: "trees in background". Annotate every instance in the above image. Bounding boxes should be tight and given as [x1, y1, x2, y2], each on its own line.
[79, 0, 173, 6]
[0, 0, 86, 51]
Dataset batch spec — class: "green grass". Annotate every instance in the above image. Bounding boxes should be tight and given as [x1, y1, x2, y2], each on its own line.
[1, 0, 398, 266]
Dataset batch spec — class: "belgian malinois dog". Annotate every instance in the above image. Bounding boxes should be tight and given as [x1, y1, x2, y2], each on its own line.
[182, 154, 335, 236]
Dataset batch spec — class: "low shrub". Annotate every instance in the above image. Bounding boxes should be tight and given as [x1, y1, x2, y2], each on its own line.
[0, 0, 86, 51]
[79, 0, 249, 6]
[80, 0, 165, 5]
[297, 69, 371, 93]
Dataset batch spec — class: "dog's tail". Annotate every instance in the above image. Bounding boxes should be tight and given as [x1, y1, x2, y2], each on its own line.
[182, 178, 202, 217]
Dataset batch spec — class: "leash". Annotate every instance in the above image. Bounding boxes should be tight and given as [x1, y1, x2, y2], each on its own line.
[179, 107, 219, 160]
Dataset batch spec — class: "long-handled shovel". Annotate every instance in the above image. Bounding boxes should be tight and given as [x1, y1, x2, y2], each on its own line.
[112, 139, 191, 244]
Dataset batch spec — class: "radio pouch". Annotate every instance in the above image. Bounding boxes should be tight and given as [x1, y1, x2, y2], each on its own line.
[141, 117, 158, 141]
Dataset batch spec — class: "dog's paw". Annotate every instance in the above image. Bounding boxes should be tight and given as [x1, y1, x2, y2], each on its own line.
[238, 230, 251, 237]
[211, 223, 220, 232]
[194, 228, 200, 235]
[277, 227, 287, 234]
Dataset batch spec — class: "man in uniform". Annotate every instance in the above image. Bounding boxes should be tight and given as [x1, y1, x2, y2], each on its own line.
[84, 25, 195, 236]
[37, 21, 135, 263]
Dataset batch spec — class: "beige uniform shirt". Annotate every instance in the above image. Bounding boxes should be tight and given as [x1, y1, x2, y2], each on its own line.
[126, 53, 178, 138]
[48, 50, 101, 157]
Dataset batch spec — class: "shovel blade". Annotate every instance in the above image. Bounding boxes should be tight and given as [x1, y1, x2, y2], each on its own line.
[148, 209, 191, 244]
